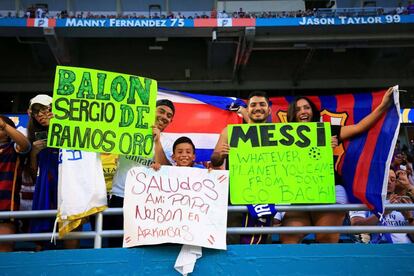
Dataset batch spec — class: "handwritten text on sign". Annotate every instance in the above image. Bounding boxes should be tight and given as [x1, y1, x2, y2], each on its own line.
[228, 122, 335, 204]
[123, 166, 229, 250]
[48, 66, 157, 156]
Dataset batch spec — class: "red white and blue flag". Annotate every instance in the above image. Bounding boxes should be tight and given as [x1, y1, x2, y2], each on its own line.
[159, 88, 400, 214]
[158, 89, 244, 162]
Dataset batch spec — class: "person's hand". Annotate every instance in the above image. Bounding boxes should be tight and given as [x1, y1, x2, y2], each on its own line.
[380, 86, 395, 109]
[217, 143, 230, 157]
[150, 162, 161, 171]
[399, 196, 413, 204]
[396, 170, 411, 190]
[45, 110, 54, 120]
[399, 196, 414, 219]
[0, 117, 6, 130]
[389, 193, 401, 204]
[32, 140, 46, 155]
[385, 193, 401, 215]
[331, 135, 338, 148]
[152, 125, 161, 143]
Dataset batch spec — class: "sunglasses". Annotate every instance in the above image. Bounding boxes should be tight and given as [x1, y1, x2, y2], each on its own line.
[31, 105, 51, 117]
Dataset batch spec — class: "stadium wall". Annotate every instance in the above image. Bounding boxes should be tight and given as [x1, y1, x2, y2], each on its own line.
[1, 244, 414, 275]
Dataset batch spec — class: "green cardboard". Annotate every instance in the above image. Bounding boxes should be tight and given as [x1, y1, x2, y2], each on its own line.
[228, 123, 335, 204]
[47, 66, 157, 157]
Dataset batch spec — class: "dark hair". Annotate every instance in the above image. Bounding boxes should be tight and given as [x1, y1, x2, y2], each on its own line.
[0, 115, 16, 142]
[27, 114, 48, 143]
[173, 136, 195, 153]
[156, 99, 175, 115]
[287, 96, 320, 122]
[247, 91, 270, 105]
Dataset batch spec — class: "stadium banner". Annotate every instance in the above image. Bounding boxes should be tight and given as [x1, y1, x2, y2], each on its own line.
[256, 14, 409, 26]
[228, 122, 335, 204]
[401, 108, 414, 123]
[47, 66, 157, 156]
[1, 15, 414, 28]
[123, 166, 229, 250]
[58, 18, 193, 27]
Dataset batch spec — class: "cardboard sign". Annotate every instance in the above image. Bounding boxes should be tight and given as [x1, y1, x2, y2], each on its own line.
[228, 122, 335, 204]
[123, 166, 229, 250]
[48, 66, 157, 156]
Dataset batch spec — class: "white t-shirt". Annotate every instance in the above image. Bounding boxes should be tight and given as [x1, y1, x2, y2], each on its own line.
[349, 208, 412, 244]
[111, 133, 174, 198]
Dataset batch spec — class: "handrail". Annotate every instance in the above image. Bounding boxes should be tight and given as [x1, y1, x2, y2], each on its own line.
[1, 204, 413, 248]
[1, 204, 413, 219]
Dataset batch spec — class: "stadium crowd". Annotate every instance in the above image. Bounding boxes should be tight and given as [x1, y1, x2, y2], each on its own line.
[0, 88, 413, 252]
[0, 3, 414, 20]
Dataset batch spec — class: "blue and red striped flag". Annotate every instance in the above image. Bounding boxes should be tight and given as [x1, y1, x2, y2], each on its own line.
[160, 88, 400, 214]
[271, 88, 401, 214]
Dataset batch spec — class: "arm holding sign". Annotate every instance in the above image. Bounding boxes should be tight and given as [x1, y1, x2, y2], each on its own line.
[339, 87, 394, 141]
[210, 127, 229, 168]
[152, 125, 171, 166]
[0, 116, 30, 153]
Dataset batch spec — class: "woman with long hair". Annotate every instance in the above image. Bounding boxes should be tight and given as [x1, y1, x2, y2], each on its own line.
[26, 95, 59, 238]
[281, 88, 394, 243]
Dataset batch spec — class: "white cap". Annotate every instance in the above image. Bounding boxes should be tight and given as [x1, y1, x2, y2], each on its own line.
[29, 94, 53, 108]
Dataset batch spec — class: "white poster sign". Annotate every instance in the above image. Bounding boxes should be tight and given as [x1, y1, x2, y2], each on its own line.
[123, 166, 229, 250]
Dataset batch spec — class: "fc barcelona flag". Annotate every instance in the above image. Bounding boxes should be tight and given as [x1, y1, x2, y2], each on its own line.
[269, 87, 401, 215]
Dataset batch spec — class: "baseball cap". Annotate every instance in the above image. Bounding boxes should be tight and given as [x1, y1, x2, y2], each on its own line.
[29, 94, 53, 108]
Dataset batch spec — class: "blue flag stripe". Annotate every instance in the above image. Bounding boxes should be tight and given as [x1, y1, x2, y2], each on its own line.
[341, 93, 373, 203]
[365, 103, 400, 213]
[319, 95, 337, 111]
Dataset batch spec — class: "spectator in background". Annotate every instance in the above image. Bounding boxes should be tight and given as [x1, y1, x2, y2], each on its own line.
[218, 10, 229, 18]
[405, 163, 414, 185]
[396, 2, 405, 15]
[350, 169, 414, 243]
[394, 168, 414, 200]
[35, 7, 44, 19]
[0, 115, 30, 251]
[391, 151, 406, 172]
[211, 9, 217, 19]
[407, 1, 414, 14]
[238, 8, 245, 18]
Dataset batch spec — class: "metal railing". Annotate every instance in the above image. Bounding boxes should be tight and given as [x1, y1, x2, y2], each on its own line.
[1, 204, 414, 249]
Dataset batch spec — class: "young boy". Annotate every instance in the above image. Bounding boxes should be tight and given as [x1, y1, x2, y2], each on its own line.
[152, 136, 204, 169]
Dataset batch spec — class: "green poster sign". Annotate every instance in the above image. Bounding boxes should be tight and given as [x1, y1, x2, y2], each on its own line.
[228, 122, 335, 204]
[47, 66, 157, 156]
